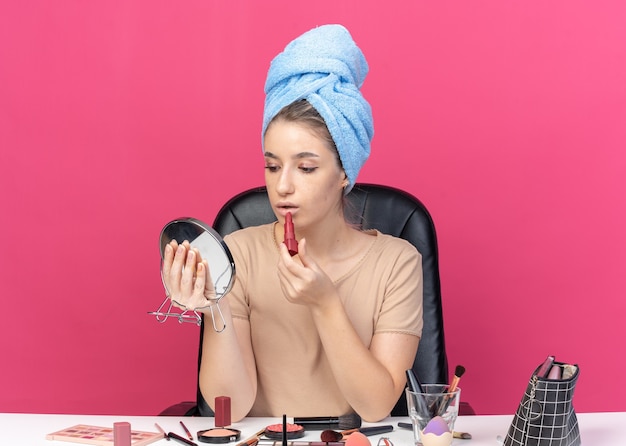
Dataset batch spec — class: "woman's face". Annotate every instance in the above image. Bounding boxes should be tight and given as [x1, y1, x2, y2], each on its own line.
[263, 119, 346, 228]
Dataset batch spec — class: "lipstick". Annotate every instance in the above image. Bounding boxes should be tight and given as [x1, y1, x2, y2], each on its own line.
[284, 212, 298, 256]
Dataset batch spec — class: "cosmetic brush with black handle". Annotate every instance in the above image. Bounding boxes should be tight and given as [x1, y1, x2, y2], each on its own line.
[293, 414, 362, 431]
[405, 369, 424, 393]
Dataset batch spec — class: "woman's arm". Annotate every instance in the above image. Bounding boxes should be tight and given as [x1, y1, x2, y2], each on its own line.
[310, 298, 419, 421]
[162, 241, 257, 421]
[276, 239, 421, 421]
[198, 301, 257, 422]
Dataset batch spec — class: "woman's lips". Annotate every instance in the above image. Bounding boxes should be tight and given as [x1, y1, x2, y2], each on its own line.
[276, 205, 298, 217]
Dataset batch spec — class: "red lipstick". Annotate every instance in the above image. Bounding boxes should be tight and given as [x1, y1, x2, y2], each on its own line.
[284, 212, 298, 256]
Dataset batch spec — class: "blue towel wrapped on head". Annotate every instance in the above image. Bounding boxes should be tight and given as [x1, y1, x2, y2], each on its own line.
[262, 24, 373, 194]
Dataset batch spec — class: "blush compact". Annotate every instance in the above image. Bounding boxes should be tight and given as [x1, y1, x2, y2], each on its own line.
[197, 428, 241, 444]
[264, 423, 305, 440]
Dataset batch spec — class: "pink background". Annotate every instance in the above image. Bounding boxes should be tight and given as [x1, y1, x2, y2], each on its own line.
[1, 1, 625, 416]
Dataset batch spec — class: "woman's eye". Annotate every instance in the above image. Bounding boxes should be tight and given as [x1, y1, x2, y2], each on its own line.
[265, 165, 279, 172]
[300, 166, 318, 173]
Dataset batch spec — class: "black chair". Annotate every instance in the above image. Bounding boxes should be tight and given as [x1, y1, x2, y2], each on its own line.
[161, 183, 455, 417]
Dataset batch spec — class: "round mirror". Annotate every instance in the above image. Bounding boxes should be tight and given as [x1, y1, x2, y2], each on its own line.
[148, 217, 235, 331]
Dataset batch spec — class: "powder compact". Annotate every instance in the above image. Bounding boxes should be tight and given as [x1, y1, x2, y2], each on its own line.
[197, 428, 241, 444]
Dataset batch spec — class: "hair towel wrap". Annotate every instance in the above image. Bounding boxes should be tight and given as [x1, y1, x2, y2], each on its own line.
[262, 24, 373, 193]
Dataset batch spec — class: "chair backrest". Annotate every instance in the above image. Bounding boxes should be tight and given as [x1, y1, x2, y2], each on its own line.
[195, 183, 448, 416]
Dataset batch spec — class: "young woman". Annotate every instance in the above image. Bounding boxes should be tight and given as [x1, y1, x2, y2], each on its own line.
[161, 25, 423, 422]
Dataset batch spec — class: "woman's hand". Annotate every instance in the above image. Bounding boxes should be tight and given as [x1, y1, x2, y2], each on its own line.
[161, 240, 216, 312]
[276, 238, 338, 308]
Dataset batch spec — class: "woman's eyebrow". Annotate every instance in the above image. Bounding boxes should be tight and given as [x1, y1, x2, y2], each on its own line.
[294, 151, 320, 159]
[264, 151, 320, 159]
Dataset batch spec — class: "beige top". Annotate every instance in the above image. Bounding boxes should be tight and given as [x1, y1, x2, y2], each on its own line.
[223, 223, 423, 417]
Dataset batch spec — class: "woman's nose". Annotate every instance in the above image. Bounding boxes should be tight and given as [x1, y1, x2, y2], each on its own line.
[275, 168, 295, 195]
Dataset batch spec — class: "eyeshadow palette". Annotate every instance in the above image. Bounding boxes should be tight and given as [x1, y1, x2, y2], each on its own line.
[46, 424, 162, 446]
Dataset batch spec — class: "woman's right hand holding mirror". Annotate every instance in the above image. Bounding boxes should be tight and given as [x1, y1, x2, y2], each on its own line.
[162, 239, 217, 311]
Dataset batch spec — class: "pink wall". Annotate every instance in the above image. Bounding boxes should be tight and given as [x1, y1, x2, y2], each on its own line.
[1, 1, 625, 416]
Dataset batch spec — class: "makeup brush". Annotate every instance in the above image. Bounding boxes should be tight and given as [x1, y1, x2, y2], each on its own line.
[320, 425, 394, 442]
[155, 423, 170, 441]
[447, 365, 466, 393]
[236, 428, 267, 446]
[294, 414, 362, 431]
[436, 364, 466, 416]
[405, 369, 424, 393]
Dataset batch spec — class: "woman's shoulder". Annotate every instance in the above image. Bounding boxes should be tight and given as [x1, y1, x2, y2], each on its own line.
[370, 230, 420, 257]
